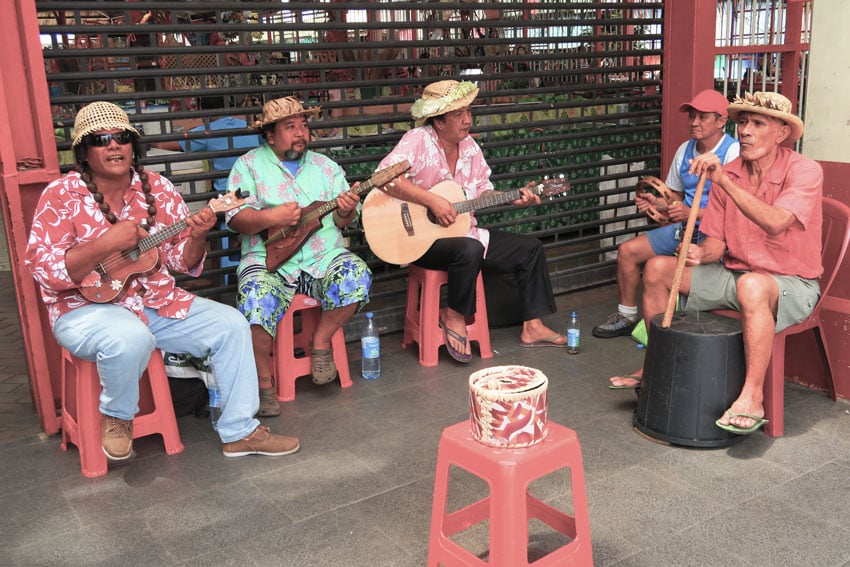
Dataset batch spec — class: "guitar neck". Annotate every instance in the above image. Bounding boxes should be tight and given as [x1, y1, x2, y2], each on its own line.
[454, 188, 523, 215]
[136, 206, 211, 252]
[298, 177, 377, 227]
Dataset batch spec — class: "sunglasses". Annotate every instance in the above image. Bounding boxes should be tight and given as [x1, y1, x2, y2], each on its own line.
[87, 131, 134, 147]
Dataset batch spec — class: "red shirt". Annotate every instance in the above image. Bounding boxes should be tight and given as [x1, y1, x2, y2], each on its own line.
[700, 147, 823, 279]
[25, 170, 204, 328]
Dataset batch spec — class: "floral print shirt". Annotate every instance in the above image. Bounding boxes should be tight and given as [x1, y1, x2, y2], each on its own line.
[378, 125, 495, 254]
[225, 144, 352, 282]
[25, 170, 204, 328]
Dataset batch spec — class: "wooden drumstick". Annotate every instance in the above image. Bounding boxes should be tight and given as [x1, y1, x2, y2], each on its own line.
[661, 170, 708, 328]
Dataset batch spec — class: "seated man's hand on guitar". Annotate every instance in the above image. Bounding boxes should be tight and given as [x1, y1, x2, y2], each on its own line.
[428, 195, 458, 227]
[335, 190, 360, 219]
[184, 207, 217, 239]
[513, 183, 542, 206]
[268, 202, 301, 228]
[105, 219, 148, 252]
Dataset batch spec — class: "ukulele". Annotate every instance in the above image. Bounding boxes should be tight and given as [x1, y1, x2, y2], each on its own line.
[361, 176, 570, 265]
[79, 190, 247, 303]
[263, 160, 410, 272]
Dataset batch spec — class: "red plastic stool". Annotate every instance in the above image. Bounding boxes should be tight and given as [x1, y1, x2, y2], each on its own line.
[60, 348, 185, 478]
[428, 421, 592, 566]
[402, 265, 493, 367]
[274, 294, 353, 402]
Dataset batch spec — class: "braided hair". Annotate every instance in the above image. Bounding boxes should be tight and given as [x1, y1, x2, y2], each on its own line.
[73, 133, 157, 226]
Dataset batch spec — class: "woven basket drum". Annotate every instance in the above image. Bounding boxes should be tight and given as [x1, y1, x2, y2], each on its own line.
[468, 365, 549, 448]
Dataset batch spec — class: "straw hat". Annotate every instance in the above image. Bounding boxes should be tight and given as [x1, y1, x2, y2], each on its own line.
[727, 91, 804, 142]
[71, 101, 140, 147]
[251, 96, 320, 130]
[411, 80, 480, 122]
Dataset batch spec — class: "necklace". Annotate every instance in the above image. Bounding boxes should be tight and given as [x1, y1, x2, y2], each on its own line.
[80, 167, 157, 226]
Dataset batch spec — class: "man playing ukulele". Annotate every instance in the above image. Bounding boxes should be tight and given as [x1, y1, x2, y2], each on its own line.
[26, 102, 299, 462]
[226, 97, 372, 414]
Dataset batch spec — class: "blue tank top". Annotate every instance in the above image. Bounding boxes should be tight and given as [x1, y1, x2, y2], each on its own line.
[678, 133, 737, 209]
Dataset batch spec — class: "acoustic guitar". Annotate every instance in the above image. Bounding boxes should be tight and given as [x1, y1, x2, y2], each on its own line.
[361, 176, 570, 265]
[263, 160, 410, 272]
[79, 190, 247, 303]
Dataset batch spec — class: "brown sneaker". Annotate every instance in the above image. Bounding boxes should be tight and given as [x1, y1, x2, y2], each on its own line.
[222, 425, 300, 458]
[310, 347, 337, 385]
[258, 387, 281, 417]
[101, 415, 134, 461]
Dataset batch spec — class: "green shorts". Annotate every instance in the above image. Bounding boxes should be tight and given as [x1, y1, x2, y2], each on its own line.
[686, 262, 820, 332]
[237, 252, 371, 337]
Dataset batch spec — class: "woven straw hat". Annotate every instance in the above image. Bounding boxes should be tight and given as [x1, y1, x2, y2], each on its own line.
[72, 101, 140, 147]
[728, 91, 804, 142]
[410, 80, 480, 123]
[251, 97, 320, 130]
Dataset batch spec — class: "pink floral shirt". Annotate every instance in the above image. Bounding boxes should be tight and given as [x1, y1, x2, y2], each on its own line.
[25, 170, 204, 328]
[379, 125, 495, 254]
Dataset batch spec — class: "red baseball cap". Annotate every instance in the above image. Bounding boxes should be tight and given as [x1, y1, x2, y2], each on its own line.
[678, 89, 730, 117]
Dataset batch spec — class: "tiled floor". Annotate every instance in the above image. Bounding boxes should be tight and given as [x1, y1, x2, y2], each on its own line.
[1, 274, 850, 566]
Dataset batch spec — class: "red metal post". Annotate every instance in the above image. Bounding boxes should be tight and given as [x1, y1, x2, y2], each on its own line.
[660, 0, 717, 173]
[0, 0, 64, 433]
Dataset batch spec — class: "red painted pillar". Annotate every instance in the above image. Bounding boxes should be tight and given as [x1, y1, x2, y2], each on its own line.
[0, 0, 64, 433]
[661, 0, 718, 172]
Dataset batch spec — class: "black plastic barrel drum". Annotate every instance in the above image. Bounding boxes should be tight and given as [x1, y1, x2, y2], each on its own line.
[634, 311, 746, 448]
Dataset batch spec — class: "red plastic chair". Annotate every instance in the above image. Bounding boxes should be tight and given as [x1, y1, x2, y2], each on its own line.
[60, 348, 184, 478]
[713, 197, 850, 437]
[402, 265, 493, 367]
[273, 294, 352, 402]
[428, 421, 593, 566]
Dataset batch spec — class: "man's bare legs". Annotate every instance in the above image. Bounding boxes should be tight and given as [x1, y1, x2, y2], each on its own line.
[617, 234, 657, 308]
[252, 325, 275, 390]
[312, 303, 359, 351]
[715, 273, 779, 430]
[594, 234, 657, 338]
[609, 255, 688, 388]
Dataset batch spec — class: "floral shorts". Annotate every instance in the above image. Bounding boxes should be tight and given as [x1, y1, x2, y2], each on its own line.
[237, 252, 371, 337]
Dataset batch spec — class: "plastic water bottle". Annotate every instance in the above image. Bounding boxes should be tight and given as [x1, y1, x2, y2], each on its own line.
[567, 311, 580, 355]
[207, 375, 222, 431]
[361, 312, 381, 379]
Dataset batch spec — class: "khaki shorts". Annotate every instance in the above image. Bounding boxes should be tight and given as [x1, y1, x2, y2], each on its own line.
[686, 262, 820, 332]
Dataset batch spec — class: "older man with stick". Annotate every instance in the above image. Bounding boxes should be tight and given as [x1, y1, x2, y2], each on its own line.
[610, 92, 823, 435]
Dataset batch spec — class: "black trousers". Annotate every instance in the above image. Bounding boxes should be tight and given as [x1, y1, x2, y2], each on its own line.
[414, 230, 556, 320]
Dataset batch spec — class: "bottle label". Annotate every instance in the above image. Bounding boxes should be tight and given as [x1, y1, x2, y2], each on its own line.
[209, 389, 221, 408]
[567, 329, 580, 348]
[362, 336, 380, 358]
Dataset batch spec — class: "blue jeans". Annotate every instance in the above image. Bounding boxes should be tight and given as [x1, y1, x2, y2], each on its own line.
[53, 297, 260, 443]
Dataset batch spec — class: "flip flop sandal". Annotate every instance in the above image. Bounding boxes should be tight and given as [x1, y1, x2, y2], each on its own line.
[439, 317, 472, 363]
[715, 412, 769, 434]
[609, 374, 642, 390]
[310, 347, 338, 385]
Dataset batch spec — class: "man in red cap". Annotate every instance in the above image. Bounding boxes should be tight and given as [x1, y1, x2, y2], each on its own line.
[595, 90, 740, 358]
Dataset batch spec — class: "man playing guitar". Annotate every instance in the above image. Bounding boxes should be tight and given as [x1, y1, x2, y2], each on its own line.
[377, 80, 566, 362]
[26, 101, 299, 462]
